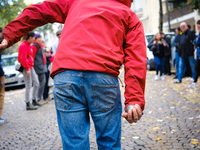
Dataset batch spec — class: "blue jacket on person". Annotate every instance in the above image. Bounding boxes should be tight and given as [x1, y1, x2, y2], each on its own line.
[194, 34, 200, 59]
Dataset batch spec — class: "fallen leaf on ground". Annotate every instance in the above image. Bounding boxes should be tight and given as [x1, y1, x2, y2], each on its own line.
[171, 101, 174, 104]
[121, 137, 125, 140]
[56, 124, 58, 127]
[157, 138, 162, 140]
[153, 127, 160, 130]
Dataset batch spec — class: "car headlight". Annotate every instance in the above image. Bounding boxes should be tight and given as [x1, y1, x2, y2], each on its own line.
[18, 73, 23, 78]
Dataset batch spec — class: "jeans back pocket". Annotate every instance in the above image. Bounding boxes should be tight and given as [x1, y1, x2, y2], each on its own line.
[93, 84, 118, 112]
[54, 83, 74, 111]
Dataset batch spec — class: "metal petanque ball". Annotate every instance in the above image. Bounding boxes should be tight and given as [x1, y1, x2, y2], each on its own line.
[125, 105, 135, 113]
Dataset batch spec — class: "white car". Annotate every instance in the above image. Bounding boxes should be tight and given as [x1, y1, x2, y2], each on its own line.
[2, 53, 24, 88]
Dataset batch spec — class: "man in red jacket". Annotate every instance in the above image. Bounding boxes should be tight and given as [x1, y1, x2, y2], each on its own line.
[0, 0, 146, 149]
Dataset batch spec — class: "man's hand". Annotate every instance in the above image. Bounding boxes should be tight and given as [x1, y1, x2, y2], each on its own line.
[0, 39, 8, 54]
[163, 43, 166, 47]
[121, 104, 142, 124]
[27, 70, 31, 77]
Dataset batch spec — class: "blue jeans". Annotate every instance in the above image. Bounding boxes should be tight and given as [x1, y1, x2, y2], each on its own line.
[53, 70, 122, 150]
[154, 56, 165, 76]
[178, 56, 196, 81]
[175, 52, 179, 76]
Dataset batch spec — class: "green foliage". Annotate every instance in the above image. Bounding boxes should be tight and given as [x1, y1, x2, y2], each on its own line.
[34, 23, 53, 33]
[0, 0, 28, 28]
[189, 0, 200, 13]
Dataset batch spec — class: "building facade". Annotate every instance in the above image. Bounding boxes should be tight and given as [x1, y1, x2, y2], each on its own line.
[131, 0, 200, 33]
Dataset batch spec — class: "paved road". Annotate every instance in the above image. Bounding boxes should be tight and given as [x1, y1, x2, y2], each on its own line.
[0, 71, 200, 150]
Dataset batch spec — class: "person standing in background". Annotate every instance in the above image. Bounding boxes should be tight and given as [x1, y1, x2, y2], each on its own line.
[0, 53, 7, 124]
[174, 22, 196, 83]
[18, 32, 39, 110]
[173, 27, 181, 79]
[32, 34, 47, 103]
[188, 20, 200, 88]
[160, 32, 171, 76]
[42, 40, 53, 101]
[52, 30, 62, 55]
[148, 33, 169, 80]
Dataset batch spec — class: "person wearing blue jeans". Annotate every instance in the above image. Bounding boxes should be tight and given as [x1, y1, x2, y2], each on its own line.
[177, 56, 196, 82]
[154, 56, 165, 78]
[53, 71, 122, 149]
[173, 27, 181, 79]
[174, 22, 196, 83]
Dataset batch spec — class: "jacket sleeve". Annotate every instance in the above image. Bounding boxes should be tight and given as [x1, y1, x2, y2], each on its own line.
[147, 39, 155, 49]
[3, 0, 74, 47]
[18, 44, 30, 71]
[32, 45, 38, 61]
[123, 14, 147, 111]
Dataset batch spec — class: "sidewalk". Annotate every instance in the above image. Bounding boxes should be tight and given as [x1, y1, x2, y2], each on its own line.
[0, 71, 199, 150]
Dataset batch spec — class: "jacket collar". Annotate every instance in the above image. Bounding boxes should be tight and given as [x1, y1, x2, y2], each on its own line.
[116, 0, 132, 8]
[33, 40, 42, 47]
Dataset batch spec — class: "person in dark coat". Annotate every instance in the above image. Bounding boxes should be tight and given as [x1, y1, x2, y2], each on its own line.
[173, 27, 181, 79]
[174, 22, 196, 83]
[160, 32, 171, 76]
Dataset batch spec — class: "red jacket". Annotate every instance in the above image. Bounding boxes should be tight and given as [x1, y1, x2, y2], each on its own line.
[18, 41, 34, 71]
[32, 41, 46, 66]
[3, 0, 147, 110]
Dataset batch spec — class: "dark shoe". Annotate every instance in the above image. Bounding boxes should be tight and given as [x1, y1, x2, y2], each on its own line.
[173, 76, 178, 79]
[26, 102, 38, 110]
[174, 79, 182, 84]
[32, 100, 44, 106]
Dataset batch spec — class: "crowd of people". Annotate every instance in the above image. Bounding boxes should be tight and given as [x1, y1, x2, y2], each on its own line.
[0, 29, 62, 124]
[17, 30, 62, 110]
[148, 20, 200, 88]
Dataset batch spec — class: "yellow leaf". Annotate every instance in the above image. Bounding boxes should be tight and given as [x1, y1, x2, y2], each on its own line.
[135, 130, 138, 132]
[192, 142, 199, 145]
[121, 137, 125, 140]
[149, 119, 152, 122]
[171, 130, 176, 132]
[173, 118, 177, 120]
[196, 130, 200, 133]
[12, 121, 14, 123]
[157, 138, 162, 140]
[90, 129, 94, 131]
[10, 134, 13, 136]
[56, 124, 58, 127]
[177, 103, 180, 105]
[153, 127, 160, 130]
[163, 94, 167, 96]
[3, 9, 6, 13]
[163, 100, 166, 102]
[162, 132, 166, 135]
[123, 118, 126, 121]
[37, 112, 41, 115]
[171, 101, 174, 104]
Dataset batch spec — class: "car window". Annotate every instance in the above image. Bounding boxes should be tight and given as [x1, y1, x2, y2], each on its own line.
[2, 57, 18, 67]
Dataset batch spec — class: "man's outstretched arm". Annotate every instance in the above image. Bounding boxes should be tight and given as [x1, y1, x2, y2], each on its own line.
[122, 13, 147, 124]
[0, 0, 74, 50]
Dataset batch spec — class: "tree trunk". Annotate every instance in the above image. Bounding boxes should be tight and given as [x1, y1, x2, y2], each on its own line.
[159, 0, 163, 32]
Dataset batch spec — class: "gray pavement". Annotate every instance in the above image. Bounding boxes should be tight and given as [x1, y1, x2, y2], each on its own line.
[0, 71, 200, 150]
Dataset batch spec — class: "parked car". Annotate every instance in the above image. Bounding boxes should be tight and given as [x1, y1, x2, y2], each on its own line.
[1, 53, 24, 88]
[145, 32, 176, 71]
